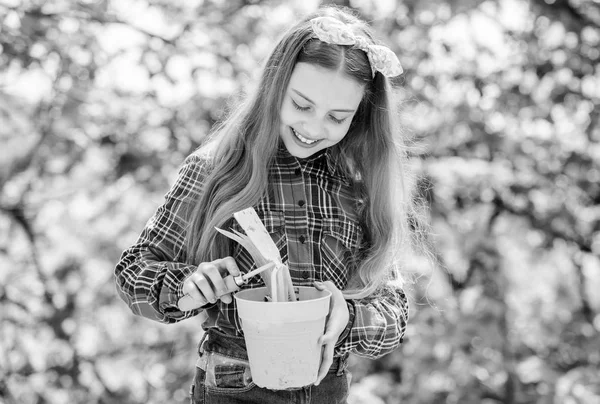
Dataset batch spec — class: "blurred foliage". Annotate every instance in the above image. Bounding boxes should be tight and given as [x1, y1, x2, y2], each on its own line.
[1, 0, 599, 403]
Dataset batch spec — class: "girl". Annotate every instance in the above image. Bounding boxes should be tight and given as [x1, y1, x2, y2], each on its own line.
[115, 5, 414, 404]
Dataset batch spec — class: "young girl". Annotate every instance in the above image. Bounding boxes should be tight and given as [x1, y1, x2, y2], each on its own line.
[115, 5, 413, 404]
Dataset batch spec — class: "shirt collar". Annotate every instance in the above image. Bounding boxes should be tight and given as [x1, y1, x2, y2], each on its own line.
[275, 141, 338, 177]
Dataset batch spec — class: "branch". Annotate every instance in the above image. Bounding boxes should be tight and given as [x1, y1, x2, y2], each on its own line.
[427, 205, 479, 291]
[90, 14, 179, 45]
[532, 0, 600, 31]
[0, 289, 31, 315]
[573, 258, 595, 324]
[491, 194, 591, 252]
[0, 203, 58, 321]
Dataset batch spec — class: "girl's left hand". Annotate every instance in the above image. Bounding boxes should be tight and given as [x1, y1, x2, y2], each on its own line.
[313, 280, 350, 385]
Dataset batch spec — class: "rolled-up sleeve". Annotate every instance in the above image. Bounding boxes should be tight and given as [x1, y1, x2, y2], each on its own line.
[114, 154, 212, 323]
[336, 283, 408, 359]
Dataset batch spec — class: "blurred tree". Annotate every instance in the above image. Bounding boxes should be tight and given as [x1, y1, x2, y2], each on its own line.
[1, 0, 598, 403]
[347, 0, 600, 403]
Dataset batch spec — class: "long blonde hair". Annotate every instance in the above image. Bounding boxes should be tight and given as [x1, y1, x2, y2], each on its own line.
[185, 6, 414, 299]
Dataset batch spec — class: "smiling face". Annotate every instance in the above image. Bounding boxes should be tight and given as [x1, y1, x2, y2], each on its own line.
[279, 62, 365, 159]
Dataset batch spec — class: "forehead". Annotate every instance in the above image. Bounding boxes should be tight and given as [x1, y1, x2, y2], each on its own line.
[287, 62, 364, 110]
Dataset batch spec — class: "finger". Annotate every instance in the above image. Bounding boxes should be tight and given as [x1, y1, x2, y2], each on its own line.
[319, 312, 348, 346]
[315, 342, 334, 385]
[223, 274, 241, 295]
[182, 277, 208, 306]
[319, 329, 338, 345]
[313, 281, 331, 301]
[322, 280, 339, 294]
[314, 280, 335, 288]
[220, 292, 233, 305]
[218, 276, 239, 304]
[202, 264, 231, 301]
[215, 256, 241, 277]
[315, 282, 334, 318]
[178, 294, 201, 311]
[192, 271, 217, 303]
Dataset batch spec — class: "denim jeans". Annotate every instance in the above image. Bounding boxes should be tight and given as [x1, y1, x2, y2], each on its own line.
[189, 328, 351, 404]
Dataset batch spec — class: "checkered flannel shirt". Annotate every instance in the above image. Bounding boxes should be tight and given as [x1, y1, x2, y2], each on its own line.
[115, 145, 408, 359]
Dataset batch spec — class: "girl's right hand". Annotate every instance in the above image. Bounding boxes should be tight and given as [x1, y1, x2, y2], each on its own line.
[180, 257, 241, 308]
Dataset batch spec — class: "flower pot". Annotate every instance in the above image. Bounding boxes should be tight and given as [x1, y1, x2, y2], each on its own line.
[234, 286, 331, 389]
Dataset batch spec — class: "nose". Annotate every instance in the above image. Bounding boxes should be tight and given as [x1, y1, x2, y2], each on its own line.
[303, 118, 325, 139]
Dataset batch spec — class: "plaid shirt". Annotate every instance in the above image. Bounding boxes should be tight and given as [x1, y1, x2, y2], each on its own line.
[115, 145, 408, 359]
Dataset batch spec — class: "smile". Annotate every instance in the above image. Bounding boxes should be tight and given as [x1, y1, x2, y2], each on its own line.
[291, 128, 319, 145]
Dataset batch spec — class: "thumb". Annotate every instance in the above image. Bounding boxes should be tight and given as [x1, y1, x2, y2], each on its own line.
[220, 293, 233, 304]
[319, 331, 335, 346]
[313, 281, 326, 290]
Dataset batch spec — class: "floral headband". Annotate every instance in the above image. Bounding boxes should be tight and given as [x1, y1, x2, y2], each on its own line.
[310, 16, 403, 78]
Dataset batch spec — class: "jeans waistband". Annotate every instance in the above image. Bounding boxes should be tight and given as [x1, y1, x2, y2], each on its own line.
[199, 327, 248, 361]
[197, 328, 349, 376]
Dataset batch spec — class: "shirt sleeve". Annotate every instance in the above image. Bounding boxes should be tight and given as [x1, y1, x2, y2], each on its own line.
[335, 280, 409, 359]
[114, 153, 213, 323]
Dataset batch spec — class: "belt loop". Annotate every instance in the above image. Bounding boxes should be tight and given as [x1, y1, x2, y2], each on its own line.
[335, 353, 349, 376]
[198, 331, 209, 355]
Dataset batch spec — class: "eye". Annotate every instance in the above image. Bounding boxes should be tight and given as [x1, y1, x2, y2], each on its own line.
[292, 100, 310, 111]
[329, 115, 346, 124]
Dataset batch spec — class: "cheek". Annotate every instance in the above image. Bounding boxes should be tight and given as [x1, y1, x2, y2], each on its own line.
[329, 123, 352, 143]
[280, 103, 296, 124]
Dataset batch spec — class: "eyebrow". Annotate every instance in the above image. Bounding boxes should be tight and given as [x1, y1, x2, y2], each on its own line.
[292, 89, 356, 113]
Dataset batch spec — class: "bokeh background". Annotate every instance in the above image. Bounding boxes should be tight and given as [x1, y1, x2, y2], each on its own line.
[1, 0, 599, 403]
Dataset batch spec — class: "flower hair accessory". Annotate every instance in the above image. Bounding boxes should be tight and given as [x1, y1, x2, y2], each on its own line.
[310, 16, 403, 78]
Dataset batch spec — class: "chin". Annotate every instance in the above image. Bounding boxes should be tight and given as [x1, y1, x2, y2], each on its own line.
[283, 142, 321, 158]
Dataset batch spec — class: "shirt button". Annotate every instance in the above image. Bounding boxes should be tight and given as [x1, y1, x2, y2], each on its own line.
[302, 272, 310, 279]
[298, 200, 305, 207]
[299, 235, 306, 244]
[294, 168, 301, 176]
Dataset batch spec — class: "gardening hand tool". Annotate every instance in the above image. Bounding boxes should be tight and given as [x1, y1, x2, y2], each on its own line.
[178, 261, 275, 311]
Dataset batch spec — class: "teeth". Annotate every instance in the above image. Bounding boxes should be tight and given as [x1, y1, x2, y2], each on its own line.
[292, 128, 317, 144]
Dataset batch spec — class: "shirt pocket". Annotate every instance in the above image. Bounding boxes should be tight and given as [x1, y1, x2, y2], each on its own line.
[229, 210, 287, 280]
[320, 217, 364, 289]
